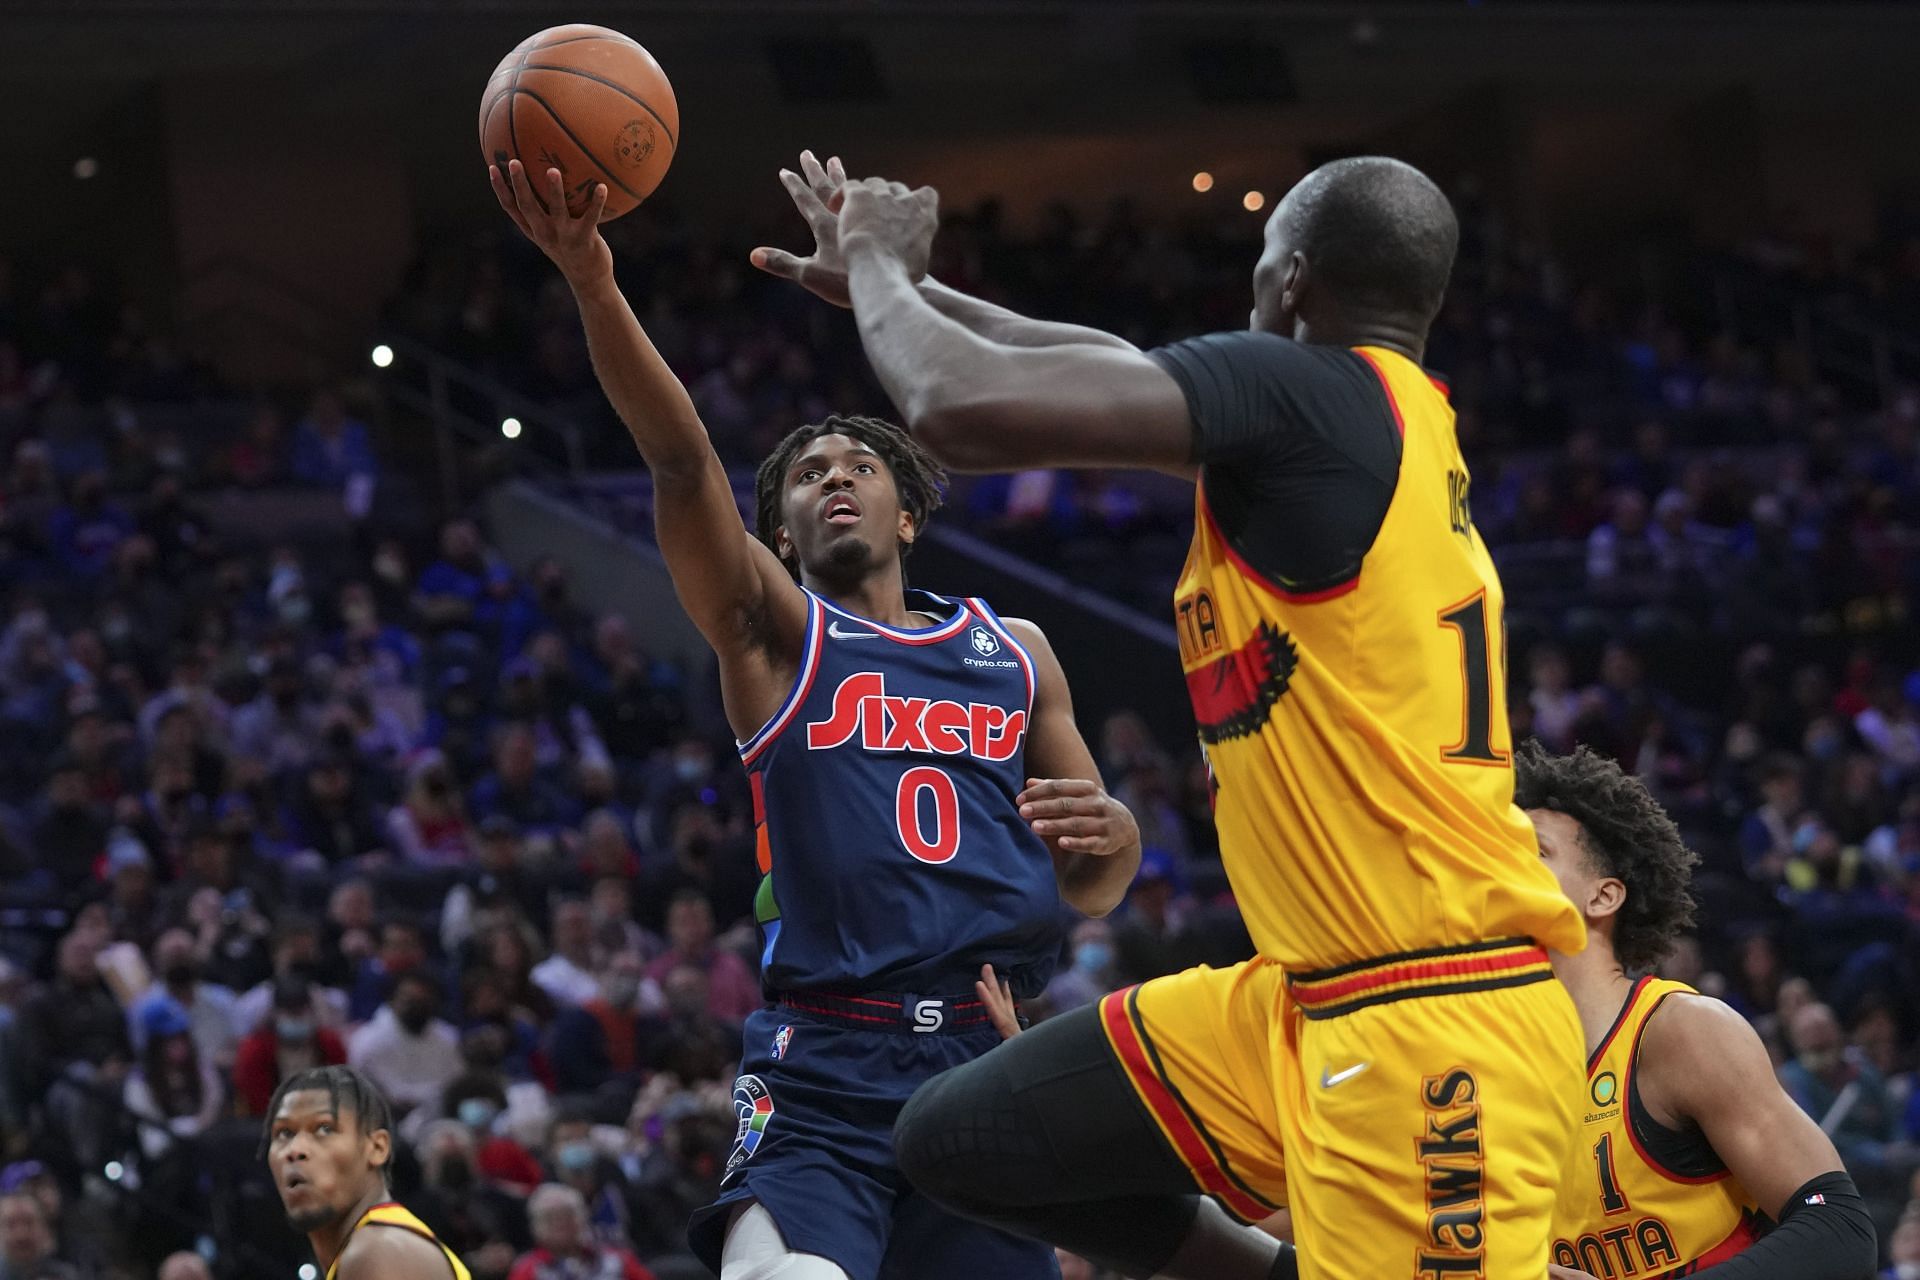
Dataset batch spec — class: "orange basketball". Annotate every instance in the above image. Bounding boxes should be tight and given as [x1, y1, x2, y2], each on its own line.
[479, 24, 678, 222]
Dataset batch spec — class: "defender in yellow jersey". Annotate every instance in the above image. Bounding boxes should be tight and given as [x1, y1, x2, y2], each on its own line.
[1517, 743, 1875, 1280]
[776, 153, 1586, 1278]
[264, 1065, 469, 1280]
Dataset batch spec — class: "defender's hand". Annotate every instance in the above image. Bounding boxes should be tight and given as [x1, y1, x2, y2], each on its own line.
[837, 177, 939, 283]
[489, 159, 614, 290]
[752, 150, 853, 308]
[1549, 1267, 1600, 1280]
[975, 964, 1022, 1041]
[1019, 777, 1138, 856]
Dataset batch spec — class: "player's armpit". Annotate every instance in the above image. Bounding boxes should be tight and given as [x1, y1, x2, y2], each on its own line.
[1003, 617, 1141, 915]
[1638, 994, 1847, 1218]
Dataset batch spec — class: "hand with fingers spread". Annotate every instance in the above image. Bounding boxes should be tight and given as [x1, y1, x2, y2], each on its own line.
[1018, 777, 1140, 860]
[837, 177, 941, 283]
[752, 150, 854, 308]
[974, 963, 1023, 1041]
[488, 159, 614, 291]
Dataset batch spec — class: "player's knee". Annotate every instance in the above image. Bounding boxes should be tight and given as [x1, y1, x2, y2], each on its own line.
[893, 1064, 1011, 1213]
[721, 1203, 853, 1280]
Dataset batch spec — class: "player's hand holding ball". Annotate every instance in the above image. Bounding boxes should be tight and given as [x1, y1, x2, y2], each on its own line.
[753, 150, 854, 308]
[836, 177, 941, 283]
[491, 160, 615, 292]
[1018, 777, 1140, 857]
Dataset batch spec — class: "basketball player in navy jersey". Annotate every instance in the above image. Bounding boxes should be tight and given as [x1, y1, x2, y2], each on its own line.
[493, 161, 1140, 1280]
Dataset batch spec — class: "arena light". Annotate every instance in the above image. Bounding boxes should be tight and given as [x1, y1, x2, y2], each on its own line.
[1191, 171, 1214, 193]
[1243, 190, 1266, 212]
[73, 157, 99, 180]
[501, 416, 523, 439]
[370, 344, 394, 368]
[103, 1161, 123, 1181]
[299, 1266, 318, 1280]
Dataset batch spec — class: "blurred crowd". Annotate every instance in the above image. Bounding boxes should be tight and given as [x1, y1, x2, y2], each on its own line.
[0, 175, 1910, 1279]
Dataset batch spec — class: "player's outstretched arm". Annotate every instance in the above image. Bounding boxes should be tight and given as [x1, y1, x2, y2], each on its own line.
[753, 151, 1137, 353]
[1003, 617, 1141, 916]
[819, 177, 1194, 474]
[1639, 994, 1877, 1280]
[492, 161, 805, 663]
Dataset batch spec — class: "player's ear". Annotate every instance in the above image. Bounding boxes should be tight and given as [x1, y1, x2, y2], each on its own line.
[897, 507, 916, 547]
[1587, 875, 1626, 923]
[1281, 252, 1308, 316]
[365, 1124, 392, 1175]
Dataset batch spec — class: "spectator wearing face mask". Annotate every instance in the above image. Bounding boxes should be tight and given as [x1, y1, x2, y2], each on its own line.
[641, 893, 756, 1026]
[231, 914, 347, 1036]
[231, 976, 347, 1115]
[411, 1120, 524, 1280]
[443, 1073, 546, 1195]
[348, 970, 463, 1129]
[1045, 919, 1118, 1012]
[547, 954, 666, 1099]
[511, 1183, 654, 1280]
[1779, 1002, 1909, 1178]
[542, 1115, 634, 1254]
[347, 917, 432, 1023]
[129, 927, 238, 1071]
[389, 750, 478, 869]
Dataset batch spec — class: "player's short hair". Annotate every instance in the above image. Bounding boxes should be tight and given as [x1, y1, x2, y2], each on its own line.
[1283, 156, 1457, 324]
[258, 1064, 396, 1184]
[753, 414, 947, 580]
[1513, 740, 1699, 973]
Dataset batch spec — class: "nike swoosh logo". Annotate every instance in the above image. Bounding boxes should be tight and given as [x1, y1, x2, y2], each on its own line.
[1321, 1062, 1370, 1088]
[827, 621, 878, 639]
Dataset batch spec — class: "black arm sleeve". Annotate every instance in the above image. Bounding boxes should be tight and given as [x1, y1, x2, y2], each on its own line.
[1690, 1171, 1877, 1280]
[1148, 331, 1403, 594]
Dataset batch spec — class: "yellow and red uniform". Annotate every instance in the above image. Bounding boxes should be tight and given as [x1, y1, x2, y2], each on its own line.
[1110, 335, 1589, 1280]
[324, 1201, 470, 1280]
[1552, 978, 1766, 1278]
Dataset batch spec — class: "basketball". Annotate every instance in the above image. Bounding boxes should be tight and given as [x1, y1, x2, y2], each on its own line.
[479, 24, 678, 222]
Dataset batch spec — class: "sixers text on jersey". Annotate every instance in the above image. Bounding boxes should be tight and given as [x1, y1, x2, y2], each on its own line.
[737, 589, 1063, 1001]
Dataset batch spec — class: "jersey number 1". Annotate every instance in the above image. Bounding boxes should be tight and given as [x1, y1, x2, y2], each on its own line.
[1593, 1133, 1631, 1215]
[1438, 591, 1509, 765]
[897, 766, 961, 864]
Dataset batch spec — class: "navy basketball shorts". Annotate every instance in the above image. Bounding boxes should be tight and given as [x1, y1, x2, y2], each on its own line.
[688, 998, 1061, 1280]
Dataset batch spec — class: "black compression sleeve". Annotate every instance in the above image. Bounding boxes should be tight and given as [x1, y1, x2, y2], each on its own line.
[1689, 1171, 1876, 1280]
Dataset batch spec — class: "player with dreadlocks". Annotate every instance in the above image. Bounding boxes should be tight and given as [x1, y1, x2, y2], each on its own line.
[492, 159, 1139, 1280]
[263, 1065, 470, 1280]
[1517, 743, 1876, 1280]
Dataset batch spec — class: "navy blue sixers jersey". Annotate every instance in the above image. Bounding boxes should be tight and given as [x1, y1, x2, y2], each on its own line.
[736, 589, 1063, 999]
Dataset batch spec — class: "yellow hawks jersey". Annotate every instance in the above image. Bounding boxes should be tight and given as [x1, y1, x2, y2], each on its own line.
[1168, 340, 1585, 971]
[325, 1201, 470, 1280]
[1553, 978, 1765, 1278]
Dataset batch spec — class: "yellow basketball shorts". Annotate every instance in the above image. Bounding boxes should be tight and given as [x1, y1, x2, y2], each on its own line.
[1098, 940, 1584, 1280]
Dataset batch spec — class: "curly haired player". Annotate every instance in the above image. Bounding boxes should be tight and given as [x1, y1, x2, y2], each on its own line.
[1517, 742, 1876, 1280]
